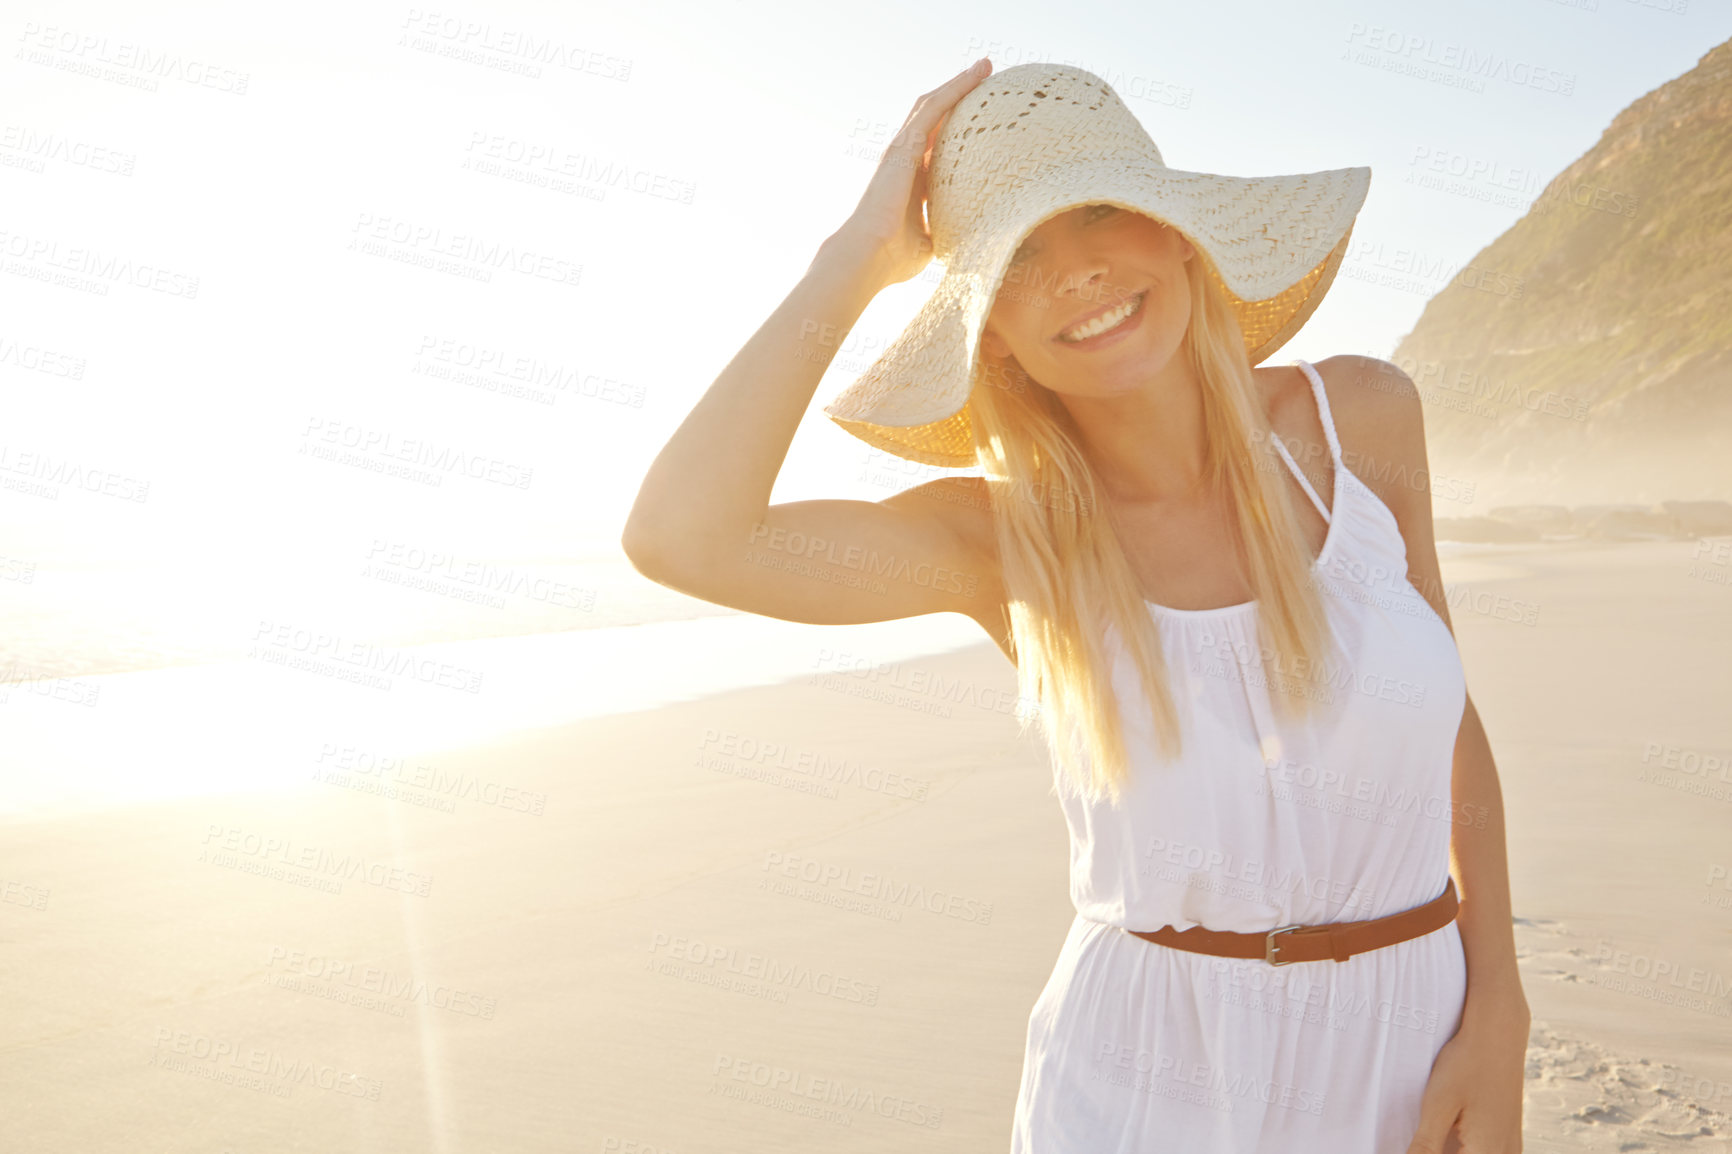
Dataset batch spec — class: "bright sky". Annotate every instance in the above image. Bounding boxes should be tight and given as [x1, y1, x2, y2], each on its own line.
[4, 0, 1726, 571]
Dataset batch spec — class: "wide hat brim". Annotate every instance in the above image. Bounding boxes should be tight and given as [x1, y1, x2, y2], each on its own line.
[823, 159, 1370, 469]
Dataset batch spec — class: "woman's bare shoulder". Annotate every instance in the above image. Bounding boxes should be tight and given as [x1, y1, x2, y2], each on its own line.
[1312, 354, 1425, 479]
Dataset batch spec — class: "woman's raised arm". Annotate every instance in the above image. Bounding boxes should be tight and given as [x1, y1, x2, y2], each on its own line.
[621, 60, 1005, 631]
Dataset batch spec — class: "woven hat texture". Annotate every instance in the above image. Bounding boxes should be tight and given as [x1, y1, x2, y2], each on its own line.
[822, 62, 1370, 467]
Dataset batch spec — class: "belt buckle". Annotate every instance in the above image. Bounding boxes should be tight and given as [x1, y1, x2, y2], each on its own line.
[1264, 923, 1305, 966]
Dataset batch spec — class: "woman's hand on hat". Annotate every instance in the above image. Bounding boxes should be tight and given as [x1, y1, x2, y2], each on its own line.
[827, 58, 992, 288]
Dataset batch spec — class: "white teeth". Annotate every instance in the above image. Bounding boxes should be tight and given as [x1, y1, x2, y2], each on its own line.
[1060, 292, 1143, 342]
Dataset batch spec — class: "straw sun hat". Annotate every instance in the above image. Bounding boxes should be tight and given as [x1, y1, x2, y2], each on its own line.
[822, 62, 1371, 468]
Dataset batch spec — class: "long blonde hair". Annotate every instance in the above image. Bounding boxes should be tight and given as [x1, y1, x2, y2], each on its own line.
[970, 248, 1336, 806]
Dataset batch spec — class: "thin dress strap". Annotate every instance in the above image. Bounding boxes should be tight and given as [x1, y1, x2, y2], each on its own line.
[1294, 359, 1344, 465]
[1267, 360, 1340, 524]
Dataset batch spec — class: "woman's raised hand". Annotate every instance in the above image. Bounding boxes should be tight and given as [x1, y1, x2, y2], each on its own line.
[830, 58, 992, 288]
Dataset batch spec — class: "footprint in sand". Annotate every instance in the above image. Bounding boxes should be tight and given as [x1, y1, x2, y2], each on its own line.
[1513, 916, 1588, 980]
[1522, 1020, 1731, 1153]
[1521, 945, 1591, 982]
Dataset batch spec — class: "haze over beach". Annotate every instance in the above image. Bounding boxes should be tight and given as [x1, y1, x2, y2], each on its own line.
[3, 1, 1732, 1150]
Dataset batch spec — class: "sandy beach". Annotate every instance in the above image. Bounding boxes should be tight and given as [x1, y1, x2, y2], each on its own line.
[3, 535, 1731, 1152]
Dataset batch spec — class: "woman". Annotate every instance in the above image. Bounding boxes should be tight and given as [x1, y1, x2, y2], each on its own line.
[623, 58, 1528, 1153]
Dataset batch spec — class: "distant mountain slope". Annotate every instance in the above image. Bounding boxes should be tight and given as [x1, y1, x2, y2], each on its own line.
[1388, 37, 1732, 506]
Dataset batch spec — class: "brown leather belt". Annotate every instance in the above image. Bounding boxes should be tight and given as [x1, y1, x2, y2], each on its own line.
[1125, 877, 1458, 966]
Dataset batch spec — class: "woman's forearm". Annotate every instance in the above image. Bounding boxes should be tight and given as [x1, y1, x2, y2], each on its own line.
[622, 230, 893, 571]
[1448, 694, 1530, 1026]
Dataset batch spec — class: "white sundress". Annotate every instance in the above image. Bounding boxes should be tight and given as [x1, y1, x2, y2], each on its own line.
[1011, 359, 1470, 1153]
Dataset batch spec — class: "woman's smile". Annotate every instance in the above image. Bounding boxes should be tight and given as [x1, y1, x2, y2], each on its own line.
[1055, 289, 1149, 349]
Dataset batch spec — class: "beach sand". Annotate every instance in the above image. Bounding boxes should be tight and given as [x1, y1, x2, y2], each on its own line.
[3, 536, 1730, 1152]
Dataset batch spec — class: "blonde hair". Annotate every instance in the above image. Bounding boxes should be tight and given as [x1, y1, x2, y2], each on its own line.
[969, 245, 1336, 806]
